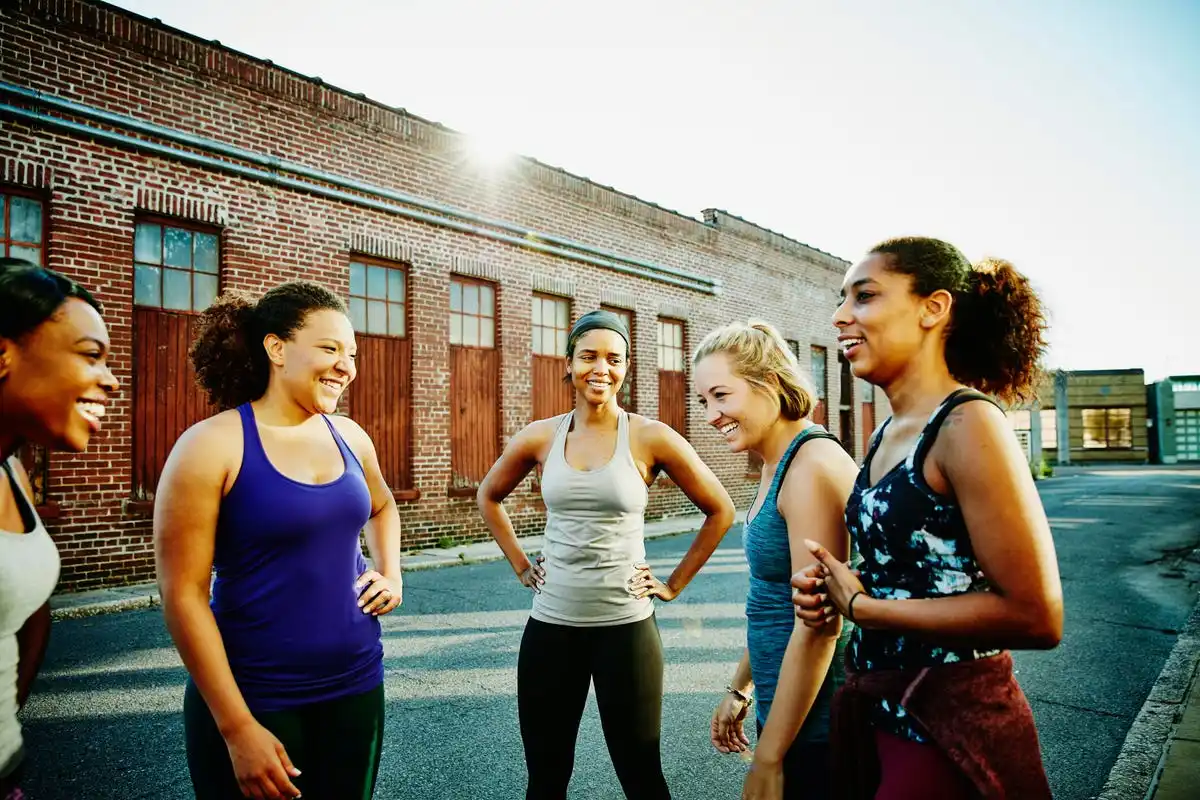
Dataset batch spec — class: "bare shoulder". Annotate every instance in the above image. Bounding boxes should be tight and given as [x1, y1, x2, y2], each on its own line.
[938, 397, 1011, 446]
[168, 409, 243, 472]
[328, 415, 382, 471]
[508, 415, 563, 459]
[524, 415, 563, 443]
[627, 413, 676, 447]
[780, 434, 858, 495]
[328, 413, 372, 449]
[185, 408, 242, 445]
[931, 398, 1024, 486]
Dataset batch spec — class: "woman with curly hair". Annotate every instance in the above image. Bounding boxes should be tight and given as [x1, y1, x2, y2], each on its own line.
[792, 237, 1063, 799]
[155, 281, 402, 800]
[0, 258, 117, 800]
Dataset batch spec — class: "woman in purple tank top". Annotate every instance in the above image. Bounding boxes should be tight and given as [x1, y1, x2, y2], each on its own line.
[155, 281, 403, 800]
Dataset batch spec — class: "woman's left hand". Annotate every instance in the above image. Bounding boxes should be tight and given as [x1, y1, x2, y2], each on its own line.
[628, 562, 678, 601]
[741, 758, 784, 800]
[356, 569, 403, 616]
[803, 539, 865, 619]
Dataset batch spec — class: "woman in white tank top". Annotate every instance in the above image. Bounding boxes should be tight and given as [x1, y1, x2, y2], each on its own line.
[477, 309, 735, 799]
[0, 258, 118, 798]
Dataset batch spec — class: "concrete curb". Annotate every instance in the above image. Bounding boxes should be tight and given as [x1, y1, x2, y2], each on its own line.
[50, 511, 744, 622]
[1097, 597, 1200, 800]
[51, 591, 161, 621]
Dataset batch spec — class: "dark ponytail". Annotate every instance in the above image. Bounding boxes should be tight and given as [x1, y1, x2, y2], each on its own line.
[0, 257, 101, 341]
[870, 238, 1047, 403]
[948, 258, 1047, 403]
[190, 281, 347, 410]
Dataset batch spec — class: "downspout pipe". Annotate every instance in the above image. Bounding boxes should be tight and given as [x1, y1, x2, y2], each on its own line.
[0, 81, 721, 294]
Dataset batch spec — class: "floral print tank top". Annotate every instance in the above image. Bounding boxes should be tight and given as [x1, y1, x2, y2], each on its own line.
[846, 388, 1002, 742]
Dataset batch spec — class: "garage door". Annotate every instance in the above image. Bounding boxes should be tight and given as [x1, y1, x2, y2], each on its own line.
[1177, 409, 1200, 462]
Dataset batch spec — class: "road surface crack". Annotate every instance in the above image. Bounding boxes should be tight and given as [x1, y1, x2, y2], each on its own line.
[1024, 695, 1133, 720]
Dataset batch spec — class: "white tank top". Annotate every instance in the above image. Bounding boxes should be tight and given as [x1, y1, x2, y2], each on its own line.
[531, 411, 653, 627]
[0, 457, 60, 778]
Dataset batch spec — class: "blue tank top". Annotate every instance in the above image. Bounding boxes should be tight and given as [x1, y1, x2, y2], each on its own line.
[846, 388, 1002, 741]
[743, 425, 849, 737]
[210, 403, 384, 712]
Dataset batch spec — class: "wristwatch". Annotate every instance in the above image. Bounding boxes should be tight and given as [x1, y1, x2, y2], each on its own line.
[726, 685, 753, 708]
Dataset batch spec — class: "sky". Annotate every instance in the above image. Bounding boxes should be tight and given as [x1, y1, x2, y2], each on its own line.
[109, 0, 1200, 381]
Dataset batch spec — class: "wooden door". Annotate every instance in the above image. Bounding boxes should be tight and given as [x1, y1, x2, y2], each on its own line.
[532, 356, 573, 421]
[811, 345, 828, 426]
[658, 370, 688, 437]
[862, 400, 876, 448]
[132, 308, 214, 500]
[602, 305, 636, 412]
[450, 347, 500, 489]
[838, 352, 855, 454]
[350, 334, 413, 490]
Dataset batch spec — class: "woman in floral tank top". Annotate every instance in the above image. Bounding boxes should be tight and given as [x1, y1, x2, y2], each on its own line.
[793, 237, 1063, 799]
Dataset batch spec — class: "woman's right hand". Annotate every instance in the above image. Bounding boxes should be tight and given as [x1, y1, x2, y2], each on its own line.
[791, 562, 836, 629]
[224, 719, 303, 799]
[518, 555, 546, 593]
[711, 691, 751, 754]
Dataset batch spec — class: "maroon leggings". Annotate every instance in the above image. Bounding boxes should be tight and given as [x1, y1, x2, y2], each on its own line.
[873, 729, 975, 800]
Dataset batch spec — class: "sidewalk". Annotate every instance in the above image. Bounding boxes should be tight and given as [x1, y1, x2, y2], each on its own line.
[1099, 595, 1200, 800]
[49, 510, 746, 621]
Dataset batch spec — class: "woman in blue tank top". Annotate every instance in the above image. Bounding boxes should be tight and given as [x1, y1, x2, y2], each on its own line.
[693, 321, 858, 800]
[155, 281, 404, 800]
[793, 237, 1063, 799]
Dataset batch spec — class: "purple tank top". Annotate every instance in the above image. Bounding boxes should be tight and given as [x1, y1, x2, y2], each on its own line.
[210, 403, 383, 712]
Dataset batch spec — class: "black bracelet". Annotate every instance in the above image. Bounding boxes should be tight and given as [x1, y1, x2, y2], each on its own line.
[847, 590, 866, 623]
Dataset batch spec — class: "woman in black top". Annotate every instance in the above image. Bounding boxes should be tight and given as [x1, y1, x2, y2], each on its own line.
[793, 237, 1063, 799]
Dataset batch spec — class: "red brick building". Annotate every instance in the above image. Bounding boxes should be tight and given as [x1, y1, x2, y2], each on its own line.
[0, 0, 884, 591]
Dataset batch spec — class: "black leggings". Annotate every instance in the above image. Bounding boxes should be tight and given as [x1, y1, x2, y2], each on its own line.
[518, 614, 670, 800]
[183, 679, 385, 800]
[756, 721, 831, 800]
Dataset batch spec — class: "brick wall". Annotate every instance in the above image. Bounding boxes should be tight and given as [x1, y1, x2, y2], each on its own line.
[0, 0, 881, 591]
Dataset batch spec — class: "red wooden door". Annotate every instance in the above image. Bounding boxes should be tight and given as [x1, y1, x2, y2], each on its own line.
[658, 370, 688, 437]
[17, 445, 49, 507]
[532, 355, 573, 422]
[813, 401, 828, 427]
[601, 305, 636, 412]
[838, 352, 855, 454]
[132, 308, 215, 500]
[350, 334, 413, 491]
[811, 345, 828, 426]
[450, 346, 500, 489]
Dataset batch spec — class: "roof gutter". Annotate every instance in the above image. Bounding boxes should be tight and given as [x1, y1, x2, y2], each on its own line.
[0, 81, 721, 295]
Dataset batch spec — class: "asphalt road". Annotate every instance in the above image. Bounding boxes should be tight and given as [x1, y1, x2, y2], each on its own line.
[17, 466, 1200, 799]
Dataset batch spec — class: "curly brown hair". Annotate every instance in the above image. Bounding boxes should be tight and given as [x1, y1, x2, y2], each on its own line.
[190, 281, 347, 411]
[870, 237, 1048, 403]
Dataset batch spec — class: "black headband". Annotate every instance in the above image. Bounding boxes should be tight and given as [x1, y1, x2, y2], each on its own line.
[566, 309, 630, 356]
